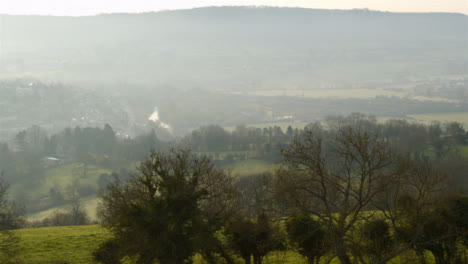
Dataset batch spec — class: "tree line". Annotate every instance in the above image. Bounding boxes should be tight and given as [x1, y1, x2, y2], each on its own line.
[184, 116, 468, 161]
[1, 114, 468, 215]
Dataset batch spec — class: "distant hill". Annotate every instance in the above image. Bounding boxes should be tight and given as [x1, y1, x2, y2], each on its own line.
[1, 7, 467, 88]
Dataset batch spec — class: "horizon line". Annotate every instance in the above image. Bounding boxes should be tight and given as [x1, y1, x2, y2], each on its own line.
[1, 5, 467, 17]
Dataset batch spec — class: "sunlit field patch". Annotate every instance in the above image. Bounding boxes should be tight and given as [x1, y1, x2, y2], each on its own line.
[409, 112, 468, 127]
[222, 159, 276, 176]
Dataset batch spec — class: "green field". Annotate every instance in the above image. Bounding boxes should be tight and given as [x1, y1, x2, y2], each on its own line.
[11, 163, 108, 201]
[23, 159, 276, 221]
[222, 159, 276, 176]
[27, 196, 100, 221]
[194, 150, 253, 159]
[226, 88, 407, 99]
[9, 163, 110, 221]
[18, 225, 110, 264]
[42, 164, 108, 192]
[408, 112, 468, 127]
[461, 146, 468, 157]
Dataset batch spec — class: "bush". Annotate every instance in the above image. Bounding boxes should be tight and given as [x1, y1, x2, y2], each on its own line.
[34, 201, 90, 227]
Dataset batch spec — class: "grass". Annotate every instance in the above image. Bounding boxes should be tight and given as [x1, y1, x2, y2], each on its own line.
[17, 225, 110, 264]
[222, 159, 276, 176]
[21, 158, 279, 221]
[11, 163, 108, 201]
[226, 88, 407, 99]
[408, 112, 468, 128]
[9, 163, 110, 222]
[194, 150, 254, 159]
[27, 196, 100, 221]
[460, 145, 468, 157]
[42, 163, 109, 195]
[16, 225, 308, 264]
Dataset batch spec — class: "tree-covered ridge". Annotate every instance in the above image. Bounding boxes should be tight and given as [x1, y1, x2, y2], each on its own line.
[2, 7, 466, 86]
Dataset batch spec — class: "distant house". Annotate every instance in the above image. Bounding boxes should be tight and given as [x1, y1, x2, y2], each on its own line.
[42, 156, 61, 167]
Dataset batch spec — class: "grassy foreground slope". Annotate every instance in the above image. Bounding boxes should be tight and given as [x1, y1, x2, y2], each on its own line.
[18, 225, 110, 264]
[16, 225, 443, 264]
[17, 225, 307, 264]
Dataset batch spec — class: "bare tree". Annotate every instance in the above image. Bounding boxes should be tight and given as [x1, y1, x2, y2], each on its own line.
[371, 158, 448, 263]
[68, 199, 89, 226]
[0, 172, 24, 261]
[25, 125, 48, 154]
[270, 120, 443, 264]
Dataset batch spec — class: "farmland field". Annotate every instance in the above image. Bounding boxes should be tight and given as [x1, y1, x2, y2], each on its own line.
[9, 163, 110, 221]
[23, 158, 277, 221]
[408, 112, 468, 127]
[27, 196, 100, 221]
[226, 88, 407, 99]
[11, 163, 108, 201]
[222, 159, 276, 176]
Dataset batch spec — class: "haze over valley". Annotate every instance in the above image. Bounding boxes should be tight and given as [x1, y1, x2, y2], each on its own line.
[1, 7, 467, 140]
[0, 5, 468, 264]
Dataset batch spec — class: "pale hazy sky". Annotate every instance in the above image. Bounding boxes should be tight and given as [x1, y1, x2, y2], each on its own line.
[1, 0, 467, 16]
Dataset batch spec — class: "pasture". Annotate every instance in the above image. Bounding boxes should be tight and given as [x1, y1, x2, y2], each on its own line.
[409, 112, 468, 127]
[17, 225, 110, 264]
[222, 159, 276, 176]
[10, 163, 109, 221]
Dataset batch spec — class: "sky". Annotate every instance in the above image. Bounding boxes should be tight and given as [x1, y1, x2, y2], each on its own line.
[0, 0, 467, 16]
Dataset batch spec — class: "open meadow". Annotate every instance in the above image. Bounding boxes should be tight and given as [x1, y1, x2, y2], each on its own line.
[409, 112, 468, 127]
[18, 225, 110, 264]
[14, 163, 110, 221]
